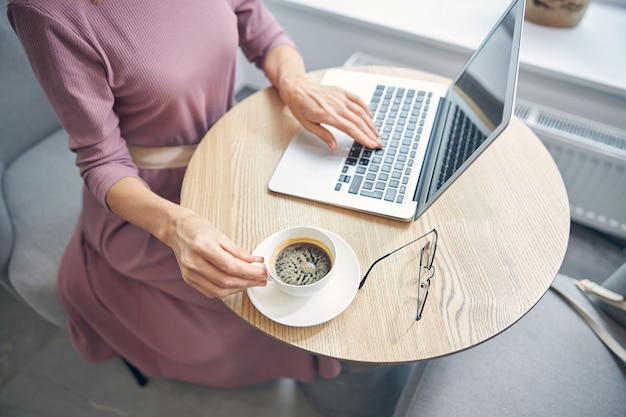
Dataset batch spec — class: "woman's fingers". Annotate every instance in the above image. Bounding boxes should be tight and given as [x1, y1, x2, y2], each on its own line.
[282, 81, 381, 149]
[331, 97, 381, 148]
[182, 257, 267, 299]
[171, 212, 268, 299]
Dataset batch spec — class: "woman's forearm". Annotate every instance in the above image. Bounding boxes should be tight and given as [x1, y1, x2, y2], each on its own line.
[105, 176, 188, 247]
[104, 176, 267, 298]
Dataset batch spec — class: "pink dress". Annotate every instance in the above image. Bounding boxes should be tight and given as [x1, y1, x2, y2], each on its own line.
[7, 0, 341, 386]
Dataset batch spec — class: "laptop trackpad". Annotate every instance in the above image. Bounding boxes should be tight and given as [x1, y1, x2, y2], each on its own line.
[268, 127, 350, 198]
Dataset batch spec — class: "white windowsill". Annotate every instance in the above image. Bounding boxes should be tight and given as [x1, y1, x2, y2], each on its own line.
[266, 0, 626, 98]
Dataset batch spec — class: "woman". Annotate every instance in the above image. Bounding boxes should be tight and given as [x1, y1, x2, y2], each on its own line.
[7, 0, 385, 388]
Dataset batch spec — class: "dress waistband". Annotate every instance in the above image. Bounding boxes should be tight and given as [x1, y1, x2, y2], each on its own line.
[127, 144, 198, 170]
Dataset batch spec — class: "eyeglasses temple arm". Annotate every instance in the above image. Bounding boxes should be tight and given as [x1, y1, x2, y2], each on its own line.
[358, 229, 437, 290]
[359, 252, 392, 289]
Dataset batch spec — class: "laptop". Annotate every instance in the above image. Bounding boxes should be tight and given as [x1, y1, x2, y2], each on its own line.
[269, 0, 526, 222]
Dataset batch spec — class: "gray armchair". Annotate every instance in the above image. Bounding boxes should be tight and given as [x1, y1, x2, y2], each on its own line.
[393, 266, 626, 417]
[1, 2, 82, 327]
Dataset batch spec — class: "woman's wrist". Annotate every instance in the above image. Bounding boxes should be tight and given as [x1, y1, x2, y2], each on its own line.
[277, 72, 307, 92]
[157, 202, 197, 249]
[264, 44, 307, 96]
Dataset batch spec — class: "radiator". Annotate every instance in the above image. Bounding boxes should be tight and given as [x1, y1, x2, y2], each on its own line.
[515, 100, 626, 241]
[344, 52, 626, 240]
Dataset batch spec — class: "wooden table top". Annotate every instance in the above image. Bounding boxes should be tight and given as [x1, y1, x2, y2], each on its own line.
[181, 66, 570, 363]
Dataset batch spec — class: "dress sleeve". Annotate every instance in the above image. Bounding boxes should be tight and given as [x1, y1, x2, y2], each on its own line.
[7, 4, 143, 208]
[233, 0, 296, 68]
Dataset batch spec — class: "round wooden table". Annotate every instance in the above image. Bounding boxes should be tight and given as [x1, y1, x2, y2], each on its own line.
[181, 66, 570, 363]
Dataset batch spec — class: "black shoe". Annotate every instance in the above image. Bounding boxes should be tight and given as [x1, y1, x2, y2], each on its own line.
[121, 357, 149, 387]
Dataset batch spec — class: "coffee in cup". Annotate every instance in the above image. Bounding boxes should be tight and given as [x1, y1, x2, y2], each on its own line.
[260, 227, 337, 297]
[271, 238, 333, 286]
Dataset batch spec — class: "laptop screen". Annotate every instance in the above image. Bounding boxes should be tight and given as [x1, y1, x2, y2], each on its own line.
[420, 0, 523, 211]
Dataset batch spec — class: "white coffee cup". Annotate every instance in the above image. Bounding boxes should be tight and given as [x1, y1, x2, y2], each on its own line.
[256, 226, 336, 297]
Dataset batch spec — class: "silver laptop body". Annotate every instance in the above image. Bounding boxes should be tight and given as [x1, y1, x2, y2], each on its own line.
[269, 0, 525, 221]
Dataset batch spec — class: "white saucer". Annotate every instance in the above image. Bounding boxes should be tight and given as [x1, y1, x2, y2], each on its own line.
[247, 229, 360, 327]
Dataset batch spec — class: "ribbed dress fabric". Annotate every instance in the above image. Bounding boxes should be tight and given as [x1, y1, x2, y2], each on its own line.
[7, 0, 341, 386]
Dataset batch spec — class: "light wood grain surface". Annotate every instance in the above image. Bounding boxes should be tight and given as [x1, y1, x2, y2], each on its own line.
[180, 67, 570, 363]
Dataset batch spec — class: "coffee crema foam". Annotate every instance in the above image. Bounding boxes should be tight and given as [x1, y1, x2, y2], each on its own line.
[273, 240, 332, 286]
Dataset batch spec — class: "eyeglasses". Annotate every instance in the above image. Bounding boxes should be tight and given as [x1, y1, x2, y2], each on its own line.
[359, 228, 438, 321]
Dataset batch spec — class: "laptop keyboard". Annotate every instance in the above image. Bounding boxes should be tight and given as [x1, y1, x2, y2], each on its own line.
[335, 84, 432, 204]
[435, 105, 487, 189]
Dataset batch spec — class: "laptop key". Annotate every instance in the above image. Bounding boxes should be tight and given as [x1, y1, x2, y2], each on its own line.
[384, 188, 397, 202]
[348, 175, 363, 194]
[360, 190, 383, 199]
[349, 148, 362, 158]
